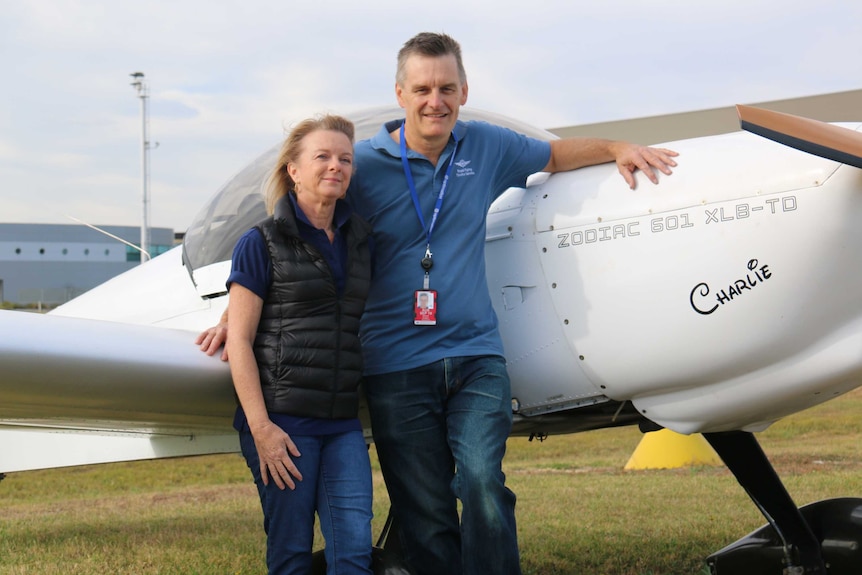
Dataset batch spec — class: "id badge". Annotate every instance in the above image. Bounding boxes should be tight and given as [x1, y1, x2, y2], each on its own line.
[413, 290, 438, 326]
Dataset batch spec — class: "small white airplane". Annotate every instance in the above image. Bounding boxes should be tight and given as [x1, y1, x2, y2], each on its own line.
[2, 99, 862, 574]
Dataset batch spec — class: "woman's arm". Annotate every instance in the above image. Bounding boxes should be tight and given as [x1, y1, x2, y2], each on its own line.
[226, 284, 303, 490]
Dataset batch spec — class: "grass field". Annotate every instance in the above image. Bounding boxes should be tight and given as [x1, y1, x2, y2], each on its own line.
[1, 388, 860, 575]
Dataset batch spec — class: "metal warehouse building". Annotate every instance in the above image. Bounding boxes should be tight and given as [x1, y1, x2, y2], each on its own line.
[0, 223, 175, 306]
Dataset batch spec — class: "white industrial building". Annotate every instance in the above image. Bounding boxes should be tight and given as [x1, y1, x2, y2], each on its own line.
[0, 223, 175, 306]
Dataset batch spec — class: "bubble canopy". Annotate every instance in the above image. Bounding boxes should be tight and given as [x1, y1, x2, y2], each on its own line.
[181, 106, 556, 275]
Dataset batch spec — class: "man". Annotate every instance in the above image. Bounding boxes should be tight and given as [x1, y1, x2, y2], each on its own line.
[198, 31, 677, 575]
[344, 32, 676, 575]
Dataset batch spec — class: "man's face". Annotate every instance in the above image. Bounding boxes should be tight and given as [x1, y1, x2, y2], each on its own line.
[396, 53, 468, 144]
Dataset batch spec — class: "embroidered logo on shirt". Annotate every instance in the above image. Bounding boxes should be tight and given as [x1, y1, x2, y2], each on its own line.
[454, 159, 474, 177]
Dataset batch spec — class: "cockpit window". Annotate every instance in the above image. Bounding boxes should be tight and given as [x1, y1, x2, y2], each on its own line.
[182, 146, 274, 273]
[182, 106, 556, 275]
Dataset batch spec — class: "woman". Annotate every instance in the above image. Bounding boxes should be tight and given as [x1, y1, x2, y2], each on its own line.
[225, 114, 373, 575]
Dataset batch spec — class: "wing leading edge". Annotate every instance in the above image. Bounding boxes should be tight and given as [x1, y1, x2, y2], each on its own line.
[0, 310, 236, 472]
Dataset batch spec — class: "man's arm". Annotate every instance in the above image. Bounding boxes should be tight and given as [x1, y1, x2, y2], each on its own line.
[195, 307, 229, 360]
[544, 137, 678, 189]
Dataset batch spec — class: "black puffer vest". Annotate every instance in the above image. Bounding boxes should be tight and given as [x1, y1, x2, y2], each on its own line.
[253, 195, 372, 419]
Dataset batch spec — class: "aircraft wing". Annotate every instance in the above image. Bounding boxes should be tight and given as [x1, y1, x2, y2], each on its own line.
[0, 310, 238, 472]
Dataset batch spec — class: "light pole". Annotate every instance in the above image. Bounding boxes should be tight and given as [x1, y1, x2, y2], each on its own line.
[130, 72, 151, 263]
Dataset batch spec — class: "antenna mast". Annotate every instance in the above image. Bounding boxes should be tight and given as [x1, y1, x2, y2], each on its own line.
[129, 72, 151, 263]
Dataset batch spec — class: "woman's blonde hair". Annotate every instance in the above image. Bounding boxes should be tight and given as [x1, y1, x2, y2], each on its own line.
[264, 114, 355, 214]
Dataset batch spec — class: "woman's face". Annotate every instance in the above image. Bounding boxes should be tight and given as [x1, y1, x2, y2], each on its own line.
[288, 129, 354, 202]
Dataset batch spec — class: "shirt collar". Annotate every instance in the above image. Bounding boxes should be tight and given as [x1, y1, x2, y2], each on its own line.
[372, 118, 467, 158]
[286, 192, 352, 231]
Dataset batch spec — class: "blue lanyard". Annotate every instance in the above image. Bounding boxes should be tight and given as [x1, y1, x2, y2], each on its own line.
[400, 121, 459, 254]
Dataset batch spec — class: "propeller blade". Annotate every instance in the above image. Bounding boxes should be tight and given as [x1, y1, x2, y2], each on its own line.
[737, 104, 862, 169]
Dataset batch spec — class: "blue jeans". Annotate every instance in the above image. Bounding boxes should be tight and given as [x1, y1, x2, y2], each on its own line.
[365, 355, 520, 575]
[239, 428, 373, 575]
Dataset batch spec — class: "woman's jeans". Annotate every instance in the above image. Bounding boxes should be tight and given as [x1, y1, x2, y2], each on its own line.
[365, 355, 521, 575]
[239, 428, 373, 575]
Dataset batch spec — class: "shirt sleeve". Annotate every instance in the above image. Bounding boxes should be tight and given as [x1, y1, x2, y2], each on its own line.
[488, 123, 552, 195]
[226, 228, 271, 300]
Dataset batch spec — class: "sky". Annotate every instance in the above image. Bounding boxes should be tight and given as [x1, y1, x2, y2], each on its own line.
[1, 0, 861, 233]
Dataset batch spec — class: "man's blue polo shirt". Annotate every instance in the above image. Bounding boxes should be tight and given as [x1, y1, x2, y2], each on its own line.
[347, 119, 551, 376]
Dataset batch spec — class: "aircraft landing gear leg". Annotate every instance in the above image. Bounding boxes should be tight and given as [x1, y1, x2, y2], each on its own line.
[372, 509, 413, 574]
[703, 430, 827, 575]
[311, 508, 413, 574]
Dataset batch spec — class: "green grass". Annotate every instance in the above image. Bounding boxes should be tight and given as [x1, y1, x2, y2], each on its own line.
[1, 388, 860, 575]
